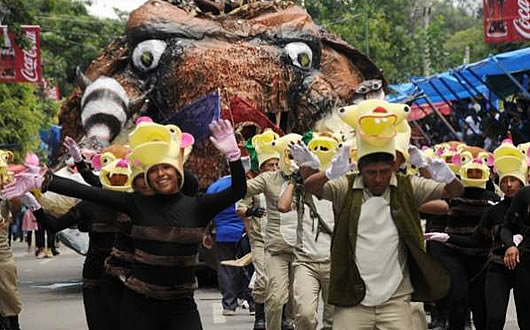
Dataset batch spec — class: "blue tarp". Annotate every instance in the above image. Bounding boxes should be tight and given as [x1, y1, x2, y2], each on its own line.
[387, 47, 530, 104]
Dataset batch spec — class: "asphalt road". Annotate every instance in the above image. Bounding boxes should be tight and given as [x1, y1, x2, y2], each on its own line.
[11, 240, 521, 330]
[12, 241, 254, 330]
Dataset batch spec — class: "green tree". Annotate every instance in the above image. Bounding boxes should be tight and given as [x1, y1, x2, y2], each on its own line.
[0, 83, 45, 161]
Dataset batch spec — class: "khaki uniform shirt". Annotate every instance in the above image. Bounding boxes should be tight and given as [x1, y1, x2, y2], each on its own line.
[237, 194, 267, 244]
[246, 171, 297, 254]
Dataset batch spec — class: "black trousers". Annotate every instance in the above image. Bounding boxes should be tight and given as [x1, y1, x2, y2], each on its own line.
[430, 242, 487, 330]
[35, 228, 55, 249]
[486, 261, 530, 330]
[83, 277, 123, 330]
[119, 288, 202, 330]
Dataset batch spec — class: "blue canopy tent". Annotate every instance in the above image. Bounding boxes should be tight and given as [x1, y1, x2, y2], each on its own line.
[386, 47, 530, 141]
[387, 47, 530, 104]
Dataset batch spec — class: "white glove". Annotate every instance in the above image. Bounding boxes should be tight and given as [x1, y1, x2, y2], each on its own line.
[427, 158, 456, 184]
[408, 145, 427, 168]
[514, 234, 523, 247]
[63, 136, 83, 163]
[424, 232, 450, 243]
[21, 192, 41, 211]
[325, 145, 355, 180]
[289, 143, 320, 170]
[209, 120, 241, 161]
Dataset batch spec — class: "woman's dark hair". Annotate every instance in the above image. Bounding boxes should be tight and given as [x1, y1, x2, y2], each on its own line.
[358, 152, 395, 170]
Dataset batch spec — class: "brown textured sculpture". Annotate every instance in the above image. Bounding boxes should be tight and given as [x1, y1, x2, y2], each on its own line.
[57, 0, 383, 188]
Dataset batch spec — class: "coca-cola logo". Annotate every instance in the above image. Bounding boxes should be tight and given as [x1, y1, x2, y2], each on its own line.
[514, 0, 530, 39]
[20, 30, 40, 82]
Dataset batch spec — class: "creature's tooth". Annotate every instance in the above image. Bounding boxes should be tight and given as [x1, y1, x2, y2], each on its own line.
[375, 118, 381, 124]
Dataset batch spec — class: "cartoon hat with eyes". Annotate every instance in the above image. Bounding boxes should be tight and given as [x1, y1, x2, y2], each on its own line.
[270, 133, 303, 175]
[337, 99, 410, 161]
[128, 117, 194, 189]
[307, 132, 340, 170]
[494, 139, 527, 186]
[251, 129, 281, 169]
[91, 144, 133, 192]
[459, 158, 490, 189]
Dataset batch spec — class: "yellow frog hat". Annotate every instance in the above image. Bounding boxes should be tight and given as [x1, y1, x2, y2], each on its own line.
[337, 99, 410, 160]
[270, 133, 303, 175]
[129, 117, 194, 189]
[307, 132, 340, 170]
[337, 99, 410, 147]
[494, 139, 527, 185]
[459, 158, 490, 189]
[251, 129, 280, 169]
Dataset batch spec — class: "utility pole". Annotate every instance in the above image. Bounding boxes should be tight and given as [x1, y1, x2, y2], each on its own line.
[423, 0, 432, 77]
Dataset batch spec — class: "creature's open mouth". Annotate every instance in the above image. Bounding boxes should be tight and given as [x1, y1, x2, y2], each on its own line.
[106, 173, 129, 186]
[359, 115, 397, 136]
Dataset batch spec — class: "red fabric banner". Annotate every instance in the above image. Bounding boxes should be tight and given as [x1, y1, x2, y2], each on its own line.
[0, 25, 42, 83]
[408, 102, 452, 121]
[484, 0, 530, 44]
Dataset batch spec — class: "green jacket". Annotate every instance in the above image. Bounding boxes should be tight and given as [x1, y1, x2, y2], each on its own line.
[328, 173, 450, 307]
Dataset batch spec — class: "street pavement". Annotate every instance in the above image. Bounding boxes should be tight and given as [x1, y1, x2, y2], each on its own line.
[12, 240, 255, 330]
[11, 240, 520, 330]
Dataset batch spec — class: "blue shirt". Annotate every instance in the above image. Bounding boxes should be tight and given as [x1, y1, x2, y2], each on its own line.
[206, 176, 244, 243]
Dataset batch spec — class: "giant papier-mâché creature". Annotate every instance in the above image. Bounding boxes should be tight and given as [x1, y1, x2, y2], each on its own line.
[57, 0, 384, 188]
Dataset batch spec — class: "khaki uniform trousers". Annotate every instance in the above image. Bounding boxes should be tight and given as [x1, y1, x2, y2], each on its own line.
[0, 258, 23, 316]
[332, 293, 413, 330]
[265, 250, 294, 330]
[249, 235, 267, 303]
[293, 261, 334, 330]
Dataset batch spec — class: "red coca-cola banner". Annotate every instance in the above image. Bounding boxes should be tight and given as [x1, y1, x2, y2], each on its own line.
[484, 0, 530, 44]
[0, 25, 42, 83]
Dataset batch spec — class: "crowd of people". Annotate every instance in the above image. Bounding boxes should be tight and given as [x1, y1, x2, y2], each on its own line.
[0, 98, 529, 330]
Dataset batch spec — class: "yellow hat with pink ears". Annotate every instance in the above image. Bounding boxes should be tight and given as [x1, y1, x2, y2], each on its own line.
[459, 158, 490, 189]
[495, 139, 527, 186]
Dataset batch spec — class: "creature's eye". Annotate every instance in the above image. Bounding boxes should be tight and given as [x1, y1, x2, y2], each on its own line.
[371, 80, 383, 90]
[285, 42, 313, 70]
[132, 40, 167, 72]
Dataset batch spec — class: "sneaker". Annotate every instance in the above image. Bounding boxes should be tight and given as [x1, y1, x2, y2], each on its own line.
[44, 248, 54, 258]
[222, 309, 236, 316]
[35, 248, 46, 259]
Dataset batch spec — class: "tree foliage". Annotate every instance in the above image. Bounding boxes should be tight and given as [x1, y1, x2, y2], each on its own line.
[299, 0, 530, 83]
[0, 0, 123, 161]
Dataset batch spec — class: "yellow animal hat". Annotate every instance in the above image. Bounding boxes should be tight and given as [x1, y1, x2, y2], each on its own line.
[307, 132, 340, 170]
[128, 117, 194, 189]
[270, 133, 303, 175]
[494, 139, 527, 185]
[0, 149, 14, 188]
[91, 144, 133, 192]
[251, 129, 280, 169]
[337, 100, 410, 160]
[459, 158, 490, 189]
